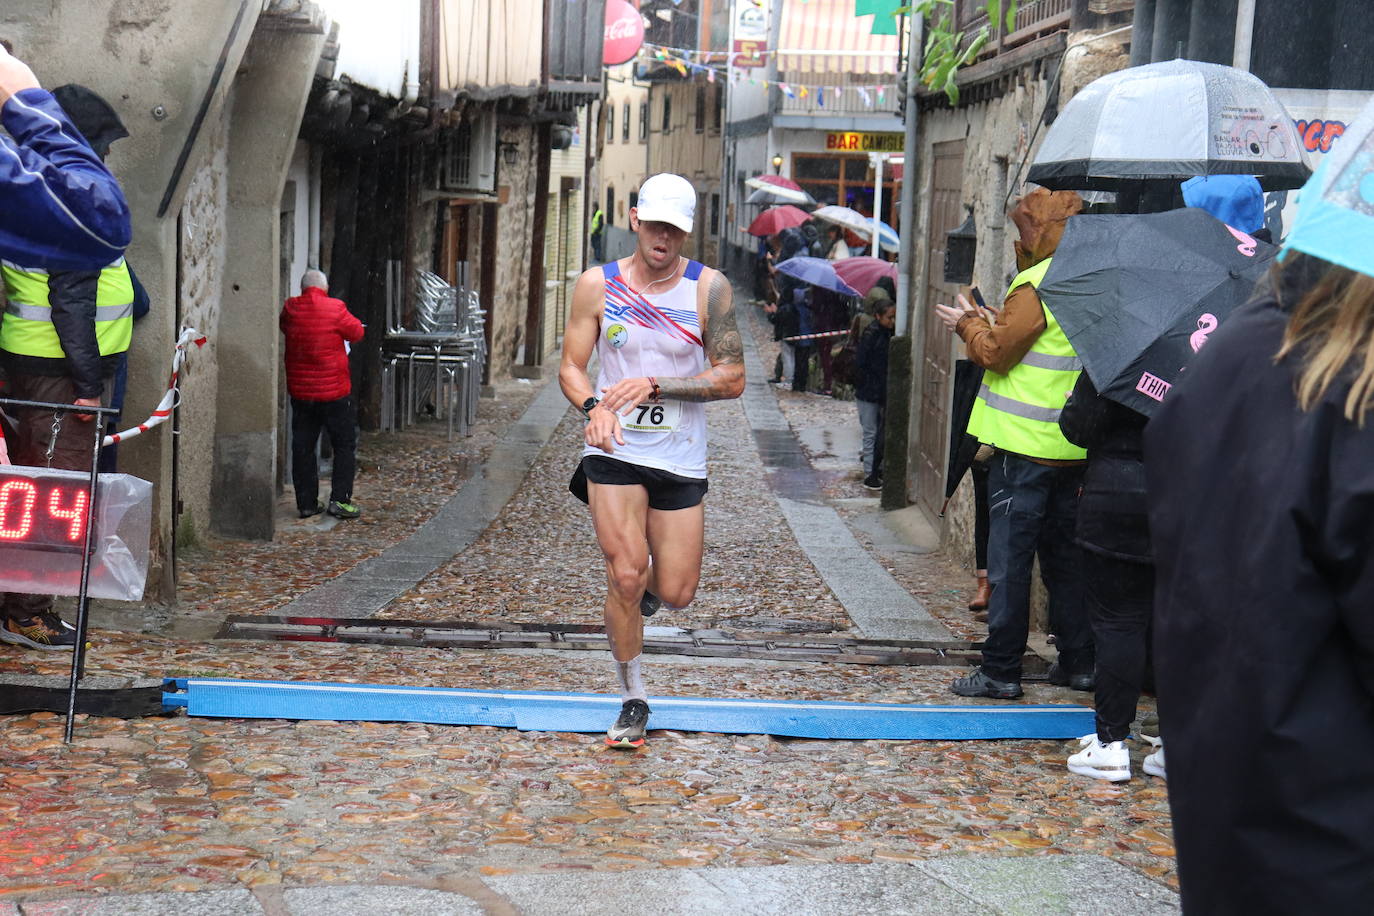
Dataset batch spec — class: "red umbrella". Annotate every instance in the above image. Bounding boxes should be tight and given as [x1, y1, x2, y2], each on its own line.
[833, 256, 898, 295]
[746, 205, 810, 237]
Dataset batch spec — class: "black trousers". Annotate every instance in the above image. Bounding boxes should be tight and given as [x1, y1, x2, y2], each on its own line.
[981, 451, 1093, 682]
[972, 460, 990, 569]
[2, 371, 111, 621]
[1084, 550, 1154, 743]
[291, 396, 356, 512]
[792, 344, 811, 392]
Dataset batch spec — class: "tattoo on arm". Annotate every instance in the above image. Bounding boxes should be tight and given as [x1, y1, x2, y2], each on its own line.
[658, 272, 746, 402]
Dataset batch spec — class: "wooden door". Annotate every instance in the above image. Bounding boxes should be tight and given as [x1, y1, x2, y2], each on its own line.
[916, 140, 966, 517]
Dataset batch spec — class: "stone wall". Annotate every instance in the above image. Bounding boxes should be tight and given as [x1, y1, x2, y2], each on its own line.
[173, 108, 230, 547]
[487, 122, 538, 379]
[905, 31, 1131, 629]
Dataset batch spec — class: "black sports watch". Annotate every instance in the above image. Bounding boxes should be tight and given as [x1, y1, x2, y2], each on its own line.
[580, 396, 600, 419]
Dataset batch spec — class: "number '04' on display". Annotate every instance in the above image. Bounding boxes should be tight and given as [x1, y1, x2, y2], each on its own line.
[0, 477, 89, 553]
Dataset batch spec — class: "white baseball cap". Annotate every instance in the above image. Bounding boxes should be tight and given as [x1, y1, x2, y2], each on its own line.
[634, 173, 696, 233]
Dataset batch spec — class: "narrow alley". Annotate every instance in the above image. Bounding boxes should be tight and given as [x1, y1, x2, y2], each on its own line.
[0, 295, 1176, 913]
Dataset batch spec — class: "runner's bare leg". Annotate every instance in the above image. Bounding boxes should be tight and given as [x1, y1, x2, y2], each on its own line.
[588, 481, 651, 661]
[645, 503, 705, 609]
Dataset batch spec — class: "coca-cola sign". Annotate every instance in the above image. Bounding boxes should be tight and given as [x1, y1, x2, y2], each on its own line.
[603, 0, 644, 66]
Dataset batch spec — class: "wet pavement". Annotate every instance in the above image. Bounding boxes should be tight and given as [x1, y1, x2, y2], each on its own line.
[0, 294, 1177, 911]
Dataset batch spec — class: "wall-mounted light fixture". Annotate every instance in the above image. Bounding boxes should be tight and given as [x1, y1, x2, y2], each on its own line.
[498, 141, 520, 167]
[943, 207, 977, 285]
[771, 154, 783, 174]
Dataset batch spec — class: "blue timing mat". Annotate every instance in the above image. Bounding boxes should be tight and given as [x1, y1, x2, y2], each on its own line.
[164, 678, 1093, 740]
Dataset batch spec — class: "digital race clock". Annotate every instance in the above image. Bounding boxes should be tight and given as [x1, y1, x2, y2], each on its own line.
[0, 471, 90, 554]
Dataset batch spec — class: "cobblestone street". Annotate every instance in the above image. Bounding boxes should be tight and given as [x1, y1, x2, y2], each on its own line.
[0, 299, 1177, 913]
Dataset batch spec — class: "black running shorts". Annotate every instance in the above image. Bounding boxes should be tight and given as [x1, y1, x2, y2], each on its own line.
[570, 455, 708, 511]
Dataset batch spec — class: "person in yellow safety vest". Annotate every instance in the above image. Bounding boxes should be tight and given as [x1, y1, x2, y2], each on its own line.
[934, 187, 1094, 700]
[590, 205, 606, 263]
[0, 81, 140, 652]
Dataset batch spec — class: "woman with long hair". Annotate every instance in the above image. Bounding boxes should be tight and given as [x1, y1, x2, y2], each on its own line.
[1144, 248, 1374, 911]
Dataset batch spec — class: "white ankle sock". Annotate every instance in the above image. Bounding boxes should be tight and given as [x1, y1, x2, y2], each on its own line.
[614, 655, 647, 702]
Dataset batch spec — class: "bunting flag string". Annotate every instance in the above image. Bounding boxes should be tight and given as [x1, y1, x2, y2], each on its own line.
[639, 43, 897, 106]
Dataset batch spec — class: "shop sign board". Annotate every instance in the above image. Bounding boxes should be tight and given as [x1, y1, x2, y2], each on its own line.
[734, 0, 768, 68]
[826, 132, 904, 153]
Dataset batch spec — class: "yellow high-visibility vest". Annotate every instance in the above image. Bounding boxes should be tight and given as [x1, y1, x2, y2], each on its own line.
[0, 259, 134, 358]
[966, 257, 1087, 461]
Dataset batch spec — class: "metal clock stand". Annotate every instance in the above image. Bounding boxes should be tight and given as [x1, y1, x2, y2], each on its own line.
[0, 396, 121, 742]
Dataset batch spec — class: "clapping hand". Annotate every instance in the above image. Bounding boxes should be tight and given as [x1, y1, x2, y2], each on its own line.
[0, 44, 40, 106]
[934, 293, 995, 333]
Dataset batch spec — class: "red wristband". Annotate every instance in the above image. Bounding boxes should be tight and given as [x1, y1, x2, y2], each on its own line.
[648, 376, 661, 402]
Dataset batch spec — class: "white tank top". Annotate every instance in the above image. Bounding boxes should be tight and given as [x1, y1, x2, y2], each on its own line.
[583, 258, 708, 478]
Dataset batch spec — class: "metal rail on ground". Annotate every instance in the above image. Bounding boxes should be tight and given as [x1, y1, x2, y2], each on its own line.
[216, 614, 1053, 675]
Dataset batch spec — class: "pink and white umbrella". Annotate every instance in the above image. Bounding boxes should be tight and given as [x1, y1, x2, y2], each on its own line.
[832, 256, 898, 296]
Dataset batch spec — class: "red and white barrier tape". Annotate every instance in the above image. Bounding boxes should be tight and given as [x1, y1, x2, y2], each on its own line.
[103, 327, 207, 447]
[781, 329, 850, 343]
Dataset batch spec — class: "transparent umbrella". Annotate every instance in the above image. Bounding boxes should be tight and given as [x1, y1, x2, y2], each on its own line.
[1028, 59, 1311, 192]
[1280, 94, 1374, 278]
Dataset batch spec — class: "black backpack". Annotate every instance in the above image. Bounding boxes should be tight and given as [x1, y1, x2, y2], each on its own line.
[800, 223, 824, 258]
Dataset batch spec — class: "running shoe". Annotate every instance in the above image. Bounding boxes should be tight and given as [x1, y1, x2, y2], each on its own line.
[1142, 737, 1166, 779]
[327, 500, 361, 519]
[950, 668, 1023, 699]
[1, 613, 78, 651]
[1067, 734, 1132, 782]
[605, 698, 650, 749]
[640, 589, 662, 618]
[300, 501, 325, 519]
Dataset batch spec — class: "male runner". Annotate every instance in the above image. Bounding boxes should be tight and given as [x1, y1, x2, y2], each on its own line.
[559, 173, 745, 748]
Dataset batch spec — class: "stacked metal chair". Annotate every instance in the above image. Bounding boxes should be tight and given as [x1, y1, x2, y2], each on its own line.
[380, 262, 486, 438]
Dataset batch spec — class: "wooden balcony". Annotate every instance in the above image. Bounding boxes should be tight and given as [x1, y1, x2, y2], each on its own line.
[776, 72, 902, 119]
[953, 0, 1072, 54]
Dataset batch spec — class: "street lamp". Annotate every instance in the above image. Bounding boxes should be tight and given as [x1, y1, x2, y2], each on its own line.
[771, 154, 783, 174]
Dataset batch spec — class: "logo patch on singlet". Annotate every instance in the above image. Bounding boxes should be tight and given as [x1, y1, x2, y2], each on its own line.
[606, 323, 629, 349]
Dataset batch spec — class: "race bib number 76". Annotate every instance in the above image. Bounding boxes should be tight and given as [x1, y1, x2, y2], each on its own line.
[621, 400, 680, 433]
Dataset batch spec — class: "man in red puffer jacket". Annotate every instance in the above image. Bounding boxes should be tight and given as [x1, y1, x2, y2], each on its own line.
[281, 269, 365, 519]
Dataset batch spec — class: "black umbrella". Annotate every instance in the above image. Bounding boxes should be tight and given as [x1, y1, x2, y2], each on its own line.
[940, 359, 984, 515]
[1038, 208, 1276, 416]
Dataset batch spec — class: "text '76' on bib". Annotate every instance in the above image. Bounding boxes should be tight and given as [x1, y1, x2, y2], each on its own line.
[620, 400, 680, 434]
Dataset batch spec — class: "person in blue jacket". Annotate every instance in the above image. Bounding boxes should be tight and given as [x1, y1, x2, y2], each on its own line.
[0, 45, 131, 647]
[0, 43, 131, 270]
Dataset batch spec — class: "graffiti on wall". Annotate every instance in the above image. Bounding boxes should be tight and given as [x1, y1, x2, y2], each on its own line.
[1294, 118, 1346, 154]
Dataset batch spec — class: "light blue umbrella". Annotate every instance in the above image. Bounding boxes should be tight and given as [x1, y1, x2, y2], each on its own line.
[775, 256, 861, 296]
[1282, 95, 1374, 278]
[869, 218, 900, 253]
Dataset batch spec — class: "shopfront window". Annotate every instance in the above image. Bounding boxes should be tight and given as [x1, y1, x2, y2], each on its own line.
[793, 153, 899, 230]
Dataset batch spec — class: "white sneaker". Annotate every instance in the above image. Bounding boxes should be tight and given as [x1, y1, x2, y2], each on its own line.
[1142, 745, 1166, 779]
[1067, 734, 1131, 782]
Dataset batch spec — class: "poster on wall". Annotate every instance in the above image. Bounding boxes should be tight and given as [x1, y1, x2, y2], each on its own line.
[734, 0, 768, 68]
[1269, 88, 1373, 240]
